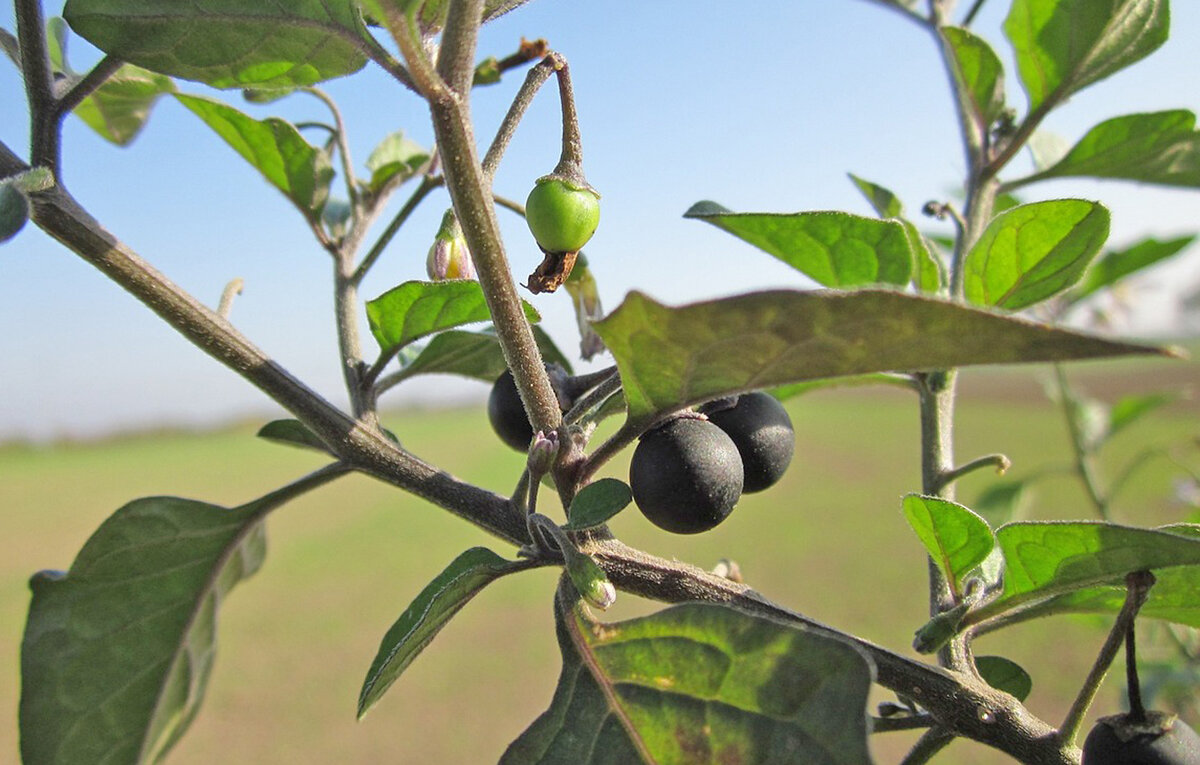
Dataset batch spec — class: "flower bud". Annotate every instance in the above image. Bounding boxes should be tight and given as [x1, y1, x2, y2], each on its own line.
[526, 430, 559, 476]
[426, 210, 476, 281]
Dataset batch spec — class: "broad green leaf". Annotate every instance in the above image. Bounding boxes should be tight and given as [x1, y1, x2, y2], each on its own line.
[503, 602, 874, 765]
[74, 64, 177, 146]
[361, 0, 532, 39]
[903, 495, 995, 595]
[941, 26, 1006, 126]
[257, 419, 333, 453]
[987, 562, 1200, 628]
[771, 373, 914, 403]
[358, 548, 532, 718]
[563, 478, 633, 531]
[389, 325, 571, 384]
[590, 289, 1168, 430]
[366, 280, 540, 356]
[845, 175, 943, 292]
[963, 199, 1110, 310]
[1107, 392, 1176, 437]
[1030, 111, 1200, 188]
[0, 180, 29, 244]
[175, 94, 332, 221]
[848, 173, 902, 219]
[63, 0, 369, 88]
[1072, 235, 1196, 301]
[44, 17, 176, 146]
[982, 522, 1200, 618]
[1004, 0, 1169, 112]
[684, 201, 913, 288]
[364, 131, 430, 194]
[20, 496, 276, 764]
[976, 656, 1033, 702]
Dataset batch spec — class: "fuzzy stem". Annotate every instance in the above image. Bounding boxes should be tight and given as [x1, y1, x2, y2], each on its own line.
[16, 0, 57, 172]
[1126, 621, 1147, 722]
[55, 55, 123, 118]
[1059, 570, 1156, 746]
[481, 55, 557, 182]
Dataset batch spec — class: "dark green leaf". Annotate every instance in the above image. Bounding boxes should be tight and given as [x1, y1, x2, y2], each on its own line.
[963, 199, 1110, 310]
[903, 495, 995, 594]
[1004, 0, 1168, 113]
[942, 26, 1006, 126]
[257, 419, 333, 454]
[503, 601, 874, 765]
[63, 0, 369, 88]
[976, 656, 1033, 702]
[360, 0, 532, 40]
[1029, 111, 1200, 188]
[0, 180, 29, 244]
[848, 173, 902, 219]
[590, 289, 1169, 430]
[972, 480, 1029, 526]
[978, 522, 1200, 621]
[770, 373, 914, 402]
[20, 497, 271, 764]
[1072, 235, 1196, 301]
[358, 547, 531, 718]
[364, 131, 430, 194]
[366, 280, 540, 356]
[563, 478, 633, 531]
[684, 201, 913, 288]
[175, 94, 332, 221]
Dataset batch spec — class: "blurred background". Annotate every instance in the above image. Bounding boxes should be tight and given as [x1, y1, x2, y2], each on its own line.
[2, 1, 1199, 763]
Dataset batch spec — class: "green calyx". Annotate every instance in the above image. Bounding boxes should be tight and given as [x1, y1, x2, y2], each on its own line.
[525, 177, 600, 254]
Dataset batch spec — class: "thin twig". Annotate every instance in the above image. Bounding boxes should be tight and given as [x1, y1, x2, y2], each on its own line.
[217, 278, 244, 319]
[352, 174, 442, 285]
[304, 87, 360, 214]
[481, 55, 557, 182]
[55, 55, 124, 118]
[935, 453, 1011, 492]
[1058, 570, 1156, 746]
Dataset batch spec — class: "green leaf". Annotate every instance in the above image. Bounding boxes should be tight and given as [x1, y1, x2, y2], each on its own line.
[976, 656, 1033, 702]
[361, 0, 532, 40]
[982, 522, 1200, 619]
[590, 289, 1169, 430]
[366, 280, 540, 356]
[257, 419, 333, 453]
[358, 547, 531, 718]
[44, 16, 176, 146]
[74, 64, 177, 146]
[684, 201, 913, 287]
[364, 131, 430, 194]
[0, 180, 29, 244]
[972, 480, 1030, 526]
[389, 325, 571, 384]
[963, 199, 1110, 310]
[563, 478, 633, 531]
[1029, 111, 1200, 188]
[848, 173, 902, 219]
[503, 602, 874, 765]
[1107, 392, 1176, 438]
[941, 26, 1006, 126]
[1004, 0, 1169, 113]
[902, 495, 995, 595]
[63, 0, 369, 88]
[770, 374, 914, 403]
[1072, 235, 1196, 301]
[1027, 563, 1200, 627]
[174, 94, 332, 221]
[20, 497, 271, 764]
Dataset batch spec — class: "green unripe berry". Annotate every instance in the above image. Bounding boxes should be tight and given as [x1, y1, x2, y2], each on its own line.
[629, 417, 743, 534]
[0, 181, 29, 244]
[525, 178, 600, 253]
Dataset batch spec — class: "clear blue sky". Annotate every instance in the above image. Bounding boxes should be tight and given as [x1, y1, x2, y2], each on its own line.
[2, 1, 1198, 440]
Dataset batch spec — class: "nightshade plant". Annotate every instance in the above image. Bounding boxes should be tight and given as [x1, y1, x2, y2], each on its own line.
[3, 0, 1200, 763]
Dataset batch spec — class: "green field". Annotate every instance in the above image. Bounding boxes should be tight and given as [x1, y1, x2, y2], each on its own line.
[2, 357, 1197, 764]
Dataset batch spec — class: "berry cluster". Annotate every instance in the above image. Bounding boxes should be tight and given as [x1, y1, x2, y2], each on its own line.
[630, 393, 794, 534]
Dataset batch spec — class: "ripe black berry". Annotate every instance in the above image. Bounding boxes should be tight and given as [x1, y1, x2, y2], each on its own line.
[1083, 713, 1200, 765]
[702, 392, 794, 493]
[488, 370, 537, 451]
[629, 416, 744, 534]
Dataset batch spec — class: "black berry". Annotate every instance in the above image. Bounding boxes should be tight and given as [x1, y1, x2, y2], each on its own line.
[702, 392, 794, 493]
[1083, 713, 1200, 765]
[629, 416, 744, 534]
[488, 370, 537, 451]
